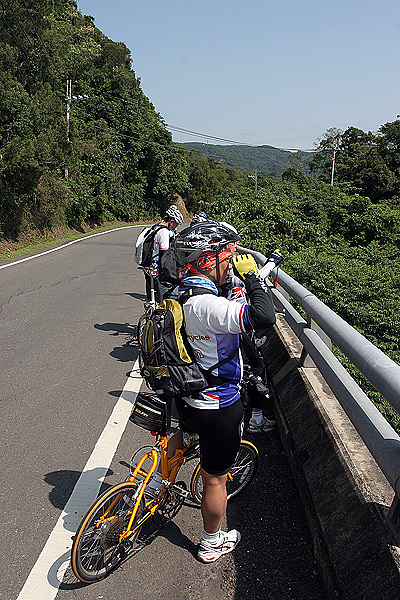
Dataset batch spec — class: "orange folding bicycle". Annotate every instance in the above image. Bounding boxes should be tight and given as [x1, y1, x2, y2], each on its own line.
[70, 392, 259, 583]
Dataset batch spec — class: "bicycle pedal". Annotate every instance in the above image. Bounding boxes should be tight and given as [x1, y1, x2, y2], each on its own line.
[171, 484, 190, 499]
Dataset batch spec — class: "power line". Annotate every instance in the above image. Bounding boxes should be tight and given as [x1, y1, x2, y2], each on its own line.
[0, 3, 315, 154]
[101, 91, 137, 104]
[0, 0, 29, 55]
[0, 0, 60, 76]
[87, 123, 179, 150]
[165, 123, 316, 152]
[5, 0, 36, 50]
[163, 112, 272, 140]
[19, 0, 49, 52]
[162, 113, 316, 151]
[165, 124, 250, 146]
[86, 93, 315, 151]
[17, 0, 61, 74]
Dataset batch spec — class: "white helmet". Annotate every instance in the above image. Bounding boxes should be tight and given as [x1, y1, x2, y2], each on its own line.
[190, 211, 208, 226]
[165, 204, 183, 225]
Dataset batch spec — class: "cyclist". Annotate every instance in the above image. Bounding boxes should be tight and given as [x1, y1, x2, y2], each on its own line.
[173, 220, 276, 563]
[221, 271, 276, 433]
[144, 205, 183, 303]
[188, 216, 276, 433]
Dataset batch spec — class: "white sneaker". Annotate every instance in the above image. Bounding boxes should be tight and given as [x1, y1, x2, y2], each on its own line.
[197, 530, 241, 563]
[246, 416, 276, 434]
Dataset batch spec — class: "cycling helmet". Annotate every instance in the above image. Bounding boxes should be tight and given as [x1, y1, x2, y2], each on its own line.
[190, 211, 208, 226]
[165, 204, 183, 225]
[220, 221, 238, 235]
[175, 220, 240, 266]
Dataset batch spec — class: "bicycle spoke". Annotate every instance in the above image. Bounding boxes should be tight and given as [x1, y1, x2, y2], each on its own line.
[71, 483, 145, 582]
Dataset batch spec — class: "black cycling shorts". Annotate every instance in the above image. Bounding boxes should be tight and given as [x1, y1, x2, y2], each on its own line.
[175, 397, 243, 476]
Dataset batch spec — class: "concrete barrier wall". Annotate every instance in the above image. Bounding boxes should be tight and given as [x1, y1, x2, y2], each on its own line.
[263, 316, 400, 600]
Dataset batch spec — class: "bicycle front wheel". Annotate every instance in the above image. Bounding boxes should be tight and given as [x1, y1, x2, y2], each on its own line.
[190, 439, 259, 504]
[71, 482, 145, 583]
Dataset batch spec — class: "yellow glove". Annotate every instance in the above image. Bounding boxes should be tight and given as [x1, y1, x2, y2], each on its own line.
[232, 253, 258, 281]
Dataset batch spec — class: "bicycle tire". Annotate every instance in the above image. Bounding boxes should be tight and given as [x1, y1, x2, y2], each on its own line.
[137, 313, 148, 372]
[190, 440, 259, 504]
[71, 482, 145, 583]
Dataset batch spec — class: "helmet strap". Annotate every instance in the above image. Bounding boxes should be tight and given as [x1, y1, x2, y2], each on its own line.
[191, 264, 217, 284]
[187, 249, 225, 286]
[215, 250, 221, 286]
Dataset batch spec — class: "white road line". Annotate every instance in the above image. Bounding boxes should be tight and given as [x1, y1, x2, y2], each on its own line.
[16, 359, 143, 600]
[0, 225, 145, 270]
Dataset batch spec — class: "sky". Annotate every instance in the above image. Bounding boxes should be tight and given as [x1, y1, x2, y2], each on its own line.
[77, 0, 400, 150]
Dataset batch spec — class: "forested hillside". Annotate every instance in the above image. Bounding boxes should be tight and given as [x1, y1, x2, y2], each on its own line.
[179, 142, 313, 176]
[0, 0, 188, 239]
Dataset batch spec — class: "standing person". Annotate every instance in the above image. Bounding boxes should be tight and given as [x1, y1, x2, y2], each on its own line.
[222, 271, 276, 433]
[173, 221, 276, 563]
[144, 205, 183, 303]
[190, 216, 276, 431]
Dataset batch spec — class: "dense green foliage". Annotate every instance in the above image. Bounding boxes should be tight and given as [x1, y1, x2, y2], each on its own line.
[182, 150, 252, 209]
[0, 0, 188, 239]
[179, 142, 313, 176]
[196, 174, 400, 431]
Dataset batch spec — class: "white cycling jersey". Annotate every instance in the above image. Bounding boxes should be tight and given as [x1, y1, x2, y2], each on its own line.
[183, 288, 252, 409]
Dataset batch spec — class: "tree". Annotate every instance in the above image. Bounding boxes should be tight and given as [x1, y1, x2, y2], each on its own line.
[0, 0, 188, 238]
[310, 123, 400, 203]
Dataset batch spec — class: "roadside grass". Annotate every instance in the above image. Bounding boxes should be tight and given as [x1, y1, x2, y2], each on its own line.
[0, 222, 142, 262]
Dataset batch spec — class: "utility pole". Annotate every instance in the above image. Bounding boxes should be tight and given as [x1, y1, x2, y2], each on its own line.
[65, 79, 71, 179]
[66, 78, 72, 142]
[248, 169, 258, 193]
[65, 79, 88, 178]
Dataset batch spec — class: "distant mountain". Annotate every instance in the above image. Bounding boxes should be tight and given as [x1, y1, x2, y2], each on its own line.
[178, 142, 315, 176]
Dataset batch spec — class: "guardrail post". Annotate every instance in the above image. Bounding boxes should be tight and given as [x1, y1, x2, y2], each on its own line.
[300, 317, 333, 368]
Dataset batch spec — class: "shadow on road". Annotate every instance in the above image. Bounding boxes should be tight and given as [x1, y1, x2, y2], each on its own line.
[126, 292, 147, 301]
[94, 321, 139, 362]
[59, 512, 198, 590]
[44, 468, 114, 512]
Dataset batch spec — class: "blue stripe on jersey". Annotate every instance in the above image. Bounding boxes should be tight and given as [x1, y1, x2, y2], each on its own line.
[215, 383, 241, 407]
[215, 332, 241, 381]
[241, 305, 253, 331]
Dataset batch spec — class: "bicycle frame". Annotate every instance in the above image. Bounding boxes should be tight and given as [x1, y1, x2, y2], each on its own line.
[98, 434, 195, 543]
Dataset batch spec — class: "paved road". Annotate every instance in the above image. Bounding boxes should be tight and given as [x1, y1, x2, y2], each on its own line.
[0, 226, 326, 600]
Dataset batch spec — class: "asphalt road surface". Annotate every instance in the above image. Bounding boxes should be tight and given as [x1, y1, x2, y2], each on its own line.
[0, 226, 326, 600]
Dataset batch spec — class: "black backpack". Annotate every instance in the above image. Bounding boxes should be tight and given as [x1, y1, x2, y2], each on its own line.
[159, 247, 180, 285]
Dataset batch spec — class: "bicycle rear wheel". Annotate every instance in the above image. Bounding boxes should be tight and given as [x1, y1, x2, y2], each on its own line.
[71, 482, 145, 583]
[190, 440, 259, 504]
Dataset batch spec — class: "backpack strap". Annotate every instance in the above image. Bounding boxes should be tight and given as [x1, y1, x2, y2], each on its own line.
[178, 286, 213, 306]
[179, 286, 240, 387]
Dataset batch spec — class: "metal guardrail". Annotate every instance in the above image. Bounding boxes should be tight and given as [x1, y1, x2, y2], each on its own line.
[237, 246, 400, 537]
